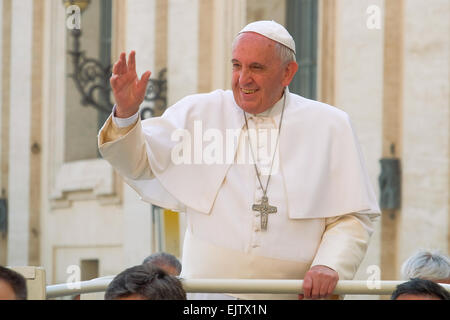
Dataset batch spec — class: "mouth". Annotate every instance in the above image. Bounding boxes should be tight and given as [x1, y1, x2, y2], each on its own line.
[241, 88, 258, 94]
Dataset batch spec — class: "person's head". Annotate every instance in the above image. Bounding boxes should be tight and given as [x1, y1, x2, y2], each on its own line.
[391, 278, 450, 300]
[0, 266, 27, 300]
[104, 264, 186, 300]
[142, 252, 182, 276]
[231, 21, 298, 115]
[401, 249, 450, 284]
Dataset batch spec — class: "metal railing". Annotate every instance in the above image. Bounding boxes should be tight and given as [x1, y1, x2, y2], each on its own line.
[46, 278, 450, 299]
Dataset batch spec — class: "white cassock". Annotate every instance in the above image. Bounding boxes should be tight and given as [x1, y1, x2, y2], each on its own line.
[98, 88, 381, 299]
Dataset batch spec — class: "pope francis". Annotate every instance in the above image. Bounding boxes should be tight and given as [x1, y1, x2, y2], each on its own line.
[98, 21, 381, 300]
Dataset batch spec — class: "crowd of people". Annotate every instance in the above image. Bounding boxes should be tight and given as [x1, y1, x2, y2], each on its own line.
[0, 249, 449, 300]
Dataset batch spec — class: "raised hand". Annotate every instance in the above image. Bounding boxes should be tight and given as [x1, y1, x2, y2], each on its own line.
[110, 51, 151, 118]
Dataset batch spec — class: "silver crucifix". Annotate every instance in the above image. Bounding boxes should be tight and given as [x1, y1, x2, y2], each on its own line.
[252, 196, 277, 231]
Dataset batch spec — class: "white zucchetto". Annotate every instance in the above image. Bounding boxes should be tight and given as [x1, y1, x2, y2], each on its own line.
[238, 20, 296, 54]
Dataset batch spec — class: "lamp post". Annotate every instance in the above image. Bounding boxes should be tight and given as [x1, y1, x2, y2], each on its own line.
[379, 143, 401, 219]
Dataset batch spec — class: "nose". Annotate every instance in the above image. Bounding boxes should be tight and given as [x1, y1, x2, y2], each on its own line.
[239, 67, 253, 86]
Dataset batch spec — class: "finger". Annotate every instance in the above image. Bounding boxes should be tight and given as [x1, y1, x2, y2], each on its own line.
[128, 50, 137, 76]
[298, 294, 304, 300]
[120, 52, 128, 74]
[310, 278, 320, 300]
[113, 53, 127, 75]
[138, 71, 151, 88]
[319, 280, 329, 299]
[112, 61, 121, 75]
[302, 277, 312, 299]
[326, 278, 338, 298]
[136, 71, 151, 96]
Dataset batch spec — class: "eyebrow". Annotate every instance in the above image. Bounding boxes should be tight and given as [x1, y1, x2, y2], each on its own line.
[231, 60, 265, 68]
[250, 62, 264, 68]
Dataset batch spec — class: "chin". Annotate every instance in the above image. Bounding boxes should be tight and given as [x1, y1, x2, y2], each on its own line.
[233, 91, 265, 114]
[237, 103, 259, 114]
[235, 99, 259, 113]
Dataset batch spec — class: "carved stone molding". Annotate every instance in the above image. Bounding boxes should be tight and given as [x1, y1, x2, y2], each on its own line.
[50, 159, 120, 209]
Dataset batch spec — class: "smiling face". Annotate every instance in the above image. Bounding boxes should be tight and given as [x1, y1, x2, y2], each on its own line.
[231, 32, 297, 114]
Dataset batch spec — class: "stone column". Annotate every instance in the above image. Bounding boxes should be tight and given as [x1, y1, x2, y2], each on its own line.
[155, 0, 168, 73]
[246, 0, 285, 25]
[380, 0, 404, 283]
[399, 0, 449, 263]
[7, 0, 34, 265]
[0, 0, 7, 266]
[28, 0, 45, 267]
[211, 0, 247, 91]
[111, 0, 127, 61]
[0, 0, 11, 212]
[318, 0, 336, 105]
[167, 0, 199, 105]
[333, 0, 384, 296]
[197, 0, 213, 93]
[0, 0, 3, 159]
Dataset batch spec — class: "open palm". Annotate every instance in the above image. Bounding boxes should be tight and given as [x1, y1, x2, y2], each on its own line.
[110, 51, 151, 118]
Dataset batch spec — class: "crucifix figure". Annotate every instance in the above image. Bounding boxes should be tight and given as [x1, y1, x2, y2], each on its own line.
[252, 196, 277, 231]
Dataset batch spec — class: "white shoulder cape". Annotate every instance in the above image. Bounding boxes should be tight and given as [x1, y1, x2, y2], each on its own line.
[116, 89, 380, 219]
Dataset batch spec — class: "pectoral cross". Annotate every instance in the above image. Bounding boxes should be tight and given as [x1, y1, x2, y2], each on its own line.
[252, 196, 277, 231]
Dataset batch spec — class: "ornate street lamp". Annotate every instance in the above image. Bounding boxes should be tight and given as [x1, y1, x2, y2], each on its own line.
[379, 144, 401, 212]
[63, 0, 167, 119]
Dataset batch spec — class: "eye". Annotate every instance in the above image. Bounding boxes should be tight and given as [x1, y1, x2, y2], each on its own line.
[251, 65, 263, 70]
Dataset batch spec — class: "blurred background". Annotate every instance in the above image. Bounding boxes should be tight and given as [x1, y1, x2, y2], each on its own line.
[0, 0, 448, 299]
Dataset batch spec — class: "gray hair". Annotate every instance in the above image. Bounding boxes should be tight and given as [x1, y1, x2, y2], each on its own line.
[232, 33, 296, 66]
[274, 41, 297, 66]
[401, 249, 450, 281]
[142, 252, 182, 276]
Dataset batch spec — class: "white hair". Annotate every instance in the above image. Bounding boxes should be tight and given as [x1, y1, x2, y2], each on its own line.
[401, 249, 450, 281]
[232, 33, 296, 66]
[274, 41, 296, 66]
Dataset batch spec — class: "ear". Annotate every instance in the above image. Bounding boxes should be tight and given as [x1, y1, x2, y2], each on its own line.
[281, 61, 299, 87]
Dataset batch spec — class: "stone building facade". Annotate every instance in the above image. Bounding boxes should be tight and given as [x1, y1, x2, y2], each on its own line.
[0, 0, 448, 299]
